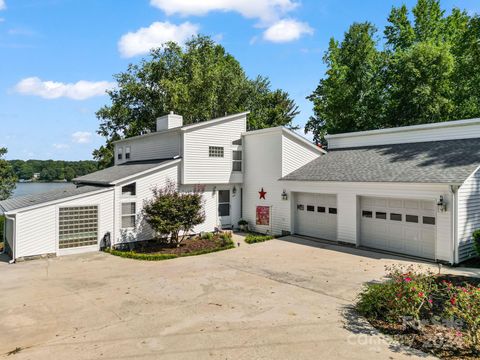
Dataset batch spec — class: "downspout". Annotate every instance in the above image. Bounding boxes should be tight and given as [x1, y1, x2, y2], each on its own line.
[450, 185, 458, 265]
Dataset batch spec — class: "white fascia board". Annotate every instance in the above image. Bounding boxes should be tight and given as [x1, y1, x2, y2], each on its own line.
[326, 118, 480, 140]
[7, 187, 115, 215]
[181, 112, 250, 132]
[279, 178, 464, 186]
[112, 158, 182, 185]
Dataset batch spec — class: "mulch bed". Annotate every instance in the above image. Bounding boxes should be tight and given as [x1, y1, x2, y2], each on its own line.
[128, 236, 229, 255]
[363, 274, 480, 359]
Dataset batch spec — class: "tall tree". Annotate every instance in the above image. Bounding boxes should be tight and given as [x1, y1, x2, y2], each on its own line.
[96, 35, 299, 166]
[0, 148, 17, 200]
[307, 0, 480, 142]
[306, 23, 385, 144]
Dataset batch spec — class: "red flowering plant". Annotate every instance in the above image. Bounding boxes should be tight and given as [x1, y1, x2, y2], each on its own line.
[356, 265, 439, 324]
[443, 283, 480, 352]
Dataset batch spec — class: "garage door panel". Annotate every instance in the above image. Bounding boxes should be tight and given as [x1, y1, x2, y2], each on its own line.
[295, 193, 337, 241]
[361, 196, 436, 260]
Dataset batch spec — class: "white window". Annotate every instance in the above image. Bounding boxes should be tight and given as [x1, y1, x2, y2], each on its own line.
[232, 150, 242, 171]
[125, 146, 131, 160]
[122, 202, 136, 228]
[117, 147, 123, 160]
[122, 183, 136, 197]
[209, 146, 224, 157]
[59, 206, 98, 249]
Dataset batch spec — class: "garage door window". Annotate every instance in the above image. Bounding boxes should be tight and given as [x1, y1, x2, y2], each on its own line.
[59, 206, 98, 249]
[329, 208, 337, 214]
[318, 206, 326, 213]
[423, 216, 436, 225]
[362, 210, 373, 218]
[390, 213, 402, 221]
[376, 212, 387, 219]
[307, 205, 315, 212]
[406, 214, 419, 223]
[297, 204, 304, 210]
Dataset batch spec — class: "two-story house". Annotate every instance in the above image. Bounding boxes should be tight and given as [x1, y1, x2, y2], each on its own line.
[3, 112, 480, 265]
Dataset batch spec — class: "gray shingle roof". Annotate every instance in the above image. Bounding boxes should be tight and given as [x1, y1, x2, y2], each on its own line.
[282, 138, 480, 184]
[0, 185, 108, 214]
[73, 158, 178, 185]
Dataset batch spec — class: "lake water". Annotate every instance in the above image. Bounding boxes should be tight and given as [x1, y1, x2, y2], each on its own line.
[13, 182, 75, 197]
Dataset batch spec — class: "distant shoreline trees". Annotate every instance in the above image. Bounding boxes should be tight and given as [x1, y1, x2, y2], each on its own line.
[0, 148, 17, 200]
[8, 159, 98, 182]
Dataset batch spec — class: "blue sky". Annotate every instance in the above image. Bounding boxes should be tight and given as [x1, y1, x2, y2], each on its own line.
[1, 0, 478, 161]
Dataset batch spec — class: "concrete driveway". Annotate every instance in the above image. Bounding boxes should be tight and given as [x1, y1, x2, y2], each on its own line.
[2, 235, 474, 360]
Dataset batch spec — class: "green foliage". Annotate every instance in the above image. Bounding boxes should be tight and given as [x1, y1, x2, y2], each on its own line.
[444, 282, 480, 351]
[105, 237, 234, 261]
[472, 229, 480, 257]
[95, 35, 299, 163]
[8, 159, 98, 181]
[356, 265, 438, 322]
[307, 0, 480, 143]
[238, 219, 248, 226]
[142, 181, 205, 245]
[0, 148, 17, 200]
[245, 234, 275, 244]
[201, 232, 214, 240]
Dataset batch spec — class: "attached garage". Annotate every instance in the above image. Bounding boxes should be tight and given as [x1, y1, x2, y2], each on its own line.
[360, 196, 436, 259]
[294, 193, 337, 241]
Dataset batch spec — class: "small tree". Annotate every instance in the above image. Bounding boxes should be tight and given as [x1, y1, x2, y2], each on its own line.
[0, 148, 17, 200]
[142, 181, 205, 245]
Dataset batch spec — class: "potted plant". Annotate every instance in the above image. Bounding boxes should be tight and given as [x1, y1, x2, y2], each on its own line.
[238, 219, 248, 232]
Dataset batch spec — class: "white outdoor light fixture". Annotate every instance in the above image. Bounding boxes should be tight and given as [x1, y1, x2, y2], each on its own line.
[281, 190, 288, 201]
[437, 195, 447, 212]
[232, 186, 237, 196]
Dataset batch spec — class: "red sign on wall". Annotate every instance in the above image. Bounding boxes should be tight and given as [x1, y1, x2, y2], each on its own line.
[256, 206, 270, 226]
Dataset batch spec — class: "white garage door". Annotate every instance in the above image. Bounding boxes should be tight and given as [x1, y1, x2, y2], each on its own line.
[294, 193, 337, 241]
[360, 197, 436, 259]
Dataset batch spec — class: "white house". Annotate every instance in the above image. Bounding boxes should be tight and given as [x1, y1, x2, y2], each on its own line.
[1, 112, 480, 265]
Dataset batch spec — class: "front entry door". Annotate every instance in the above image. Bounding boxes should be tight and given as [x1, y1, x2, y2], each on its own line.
[218, 190, 231, 228]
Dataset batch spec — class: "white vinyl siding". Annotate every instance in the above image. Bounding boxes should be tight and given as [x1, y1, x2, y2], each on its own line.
[457, 166, 480, 262]
[282, 132, 321, 177]
[182, 114, 246, 184]
[14, 189, 114, 259]
[115, 131, 181, 165]
[114, 162, 180, 244]
[327, 119, 480, 149]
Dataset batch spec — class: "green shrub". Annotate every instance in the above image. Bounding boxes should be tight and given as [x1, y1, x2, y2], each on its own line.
[473, 229, 480, 257]
[444, 282, 480, 351]
[245, 234, 274, 244]
[201, 232, 214, 240]
[238, 219, 248, 226]
[356, 265, 438, 322]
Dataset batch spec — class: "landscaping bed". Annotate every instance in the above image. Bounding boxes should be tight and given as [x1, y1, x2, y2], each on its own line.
[244, 233, 275, 244]
[356, 265, 480, 359]
[106, 232, 234, 261]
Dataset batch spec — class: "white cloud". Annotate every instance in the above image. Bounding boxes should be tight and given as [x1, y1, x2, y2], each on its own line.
[14, 77, 114, 100]
[53, 143, 69, 150]
[263, 19, 313, 43]
[118, 21, 198, 58]
[0, 1, 6, 11]
[150, 0, 298, 23]
[71, 132, 92, 144]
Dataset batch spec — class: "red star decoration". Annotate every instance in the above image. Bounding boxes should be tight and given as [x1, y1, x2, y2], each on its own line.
[259, 188, 267, 199]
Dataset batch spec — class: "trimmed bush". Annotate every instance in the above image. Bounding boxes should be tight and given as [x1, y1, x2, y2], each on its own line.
[356, 265, 438, 322]
[105, 237, 234, 261]
[0, 215, 4, 239]
[201, 232, 214, 240]
[245, 234, 275, 244]
[444, 282, 480, 351]
[473, 229, 480, 257]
